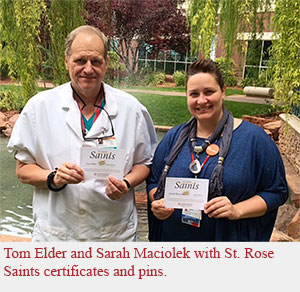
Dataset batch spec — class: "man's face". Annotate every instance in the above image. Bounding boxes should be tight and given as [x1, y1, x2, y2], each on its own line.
[65, 32, 108, 97]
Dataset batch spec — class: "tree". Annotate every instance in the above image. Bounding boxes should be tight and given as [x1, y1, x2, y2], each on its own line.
[268, 0, 300, 113]
[186, 0, 300, 113]
[0, 0, 86, 108]
[85, 0, 189, 73]
[1, 0, 47, 104]
[47, 0, 86, 85]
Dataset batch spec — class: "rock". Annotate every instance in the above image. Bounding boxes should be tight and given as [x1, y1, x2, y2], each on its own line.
[0, 112, 7, 129]
[270, 228, 294, 242]
[263, 120, 283, 140]
[264, 129, 272, 137]
[2, 113, 20, 137]
[263, 120, 283, 130]
[274, 203, 298, 234]
[243, 115, 269, 127]
[291, 192, 300, 209]
[287, 210, 300, 239]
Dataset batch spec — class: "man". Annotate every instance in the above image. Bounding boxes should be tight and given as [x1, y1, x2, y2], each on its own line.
[7, 25, 157, 241]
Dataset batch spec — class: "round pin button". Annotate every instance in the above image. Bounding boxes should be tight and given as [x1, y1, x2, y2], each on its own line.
[206, 144, 220, 156]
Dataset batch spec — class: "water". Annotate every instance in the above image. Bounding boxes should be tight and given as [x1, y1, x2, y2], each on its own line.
[0, 136, 34, 238]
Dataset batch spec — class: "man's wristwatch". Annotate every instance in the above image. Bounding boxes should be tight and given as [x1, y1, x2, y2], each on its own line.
[47, 168, 67, 192]
[123, 178, 131, 190]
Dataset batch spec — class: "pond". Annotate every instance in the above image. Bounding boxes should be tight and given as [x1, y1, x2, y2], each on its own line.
[0, 136, 34, 238]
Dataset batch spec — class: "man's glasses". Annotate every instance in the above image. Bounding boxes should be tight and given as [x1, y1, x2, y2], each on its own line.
[71, 84, 115, 143]
[82, 105, 115, 143]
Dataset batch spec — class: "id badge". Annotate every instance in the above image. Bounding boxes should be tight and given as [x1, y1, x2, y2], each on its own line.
[181, 209, 202, 228]
[98, 137, 117, 149]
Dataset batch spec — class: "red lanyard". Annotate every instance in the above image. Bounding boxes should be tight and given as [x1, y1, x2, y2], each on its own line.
[190, 151, 210, 170]
[79, 105, 101, 135]
[76, 86, 104, 136]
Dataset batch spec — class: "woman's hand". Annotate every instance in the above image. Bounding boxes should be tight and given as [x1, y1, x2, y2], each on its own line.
[151, 198, 174, 220]
[204, 196, 239, 220]
[204, 195, 268, 220]
[106, 176, 129, 200]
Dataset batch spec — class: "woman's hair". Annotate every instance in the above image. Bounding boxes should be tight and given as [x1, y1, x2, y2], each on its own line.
[187, 59, 225, 90]
[65, 25, 108, 59]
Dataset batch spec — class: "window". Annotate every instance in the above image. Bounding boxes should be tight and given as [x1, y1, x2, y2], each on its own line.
[244, 40, 273, 78]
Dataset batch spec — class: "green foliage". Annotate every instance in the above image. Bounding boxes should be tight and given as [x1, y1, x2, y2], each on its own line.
[267, 0, 300, 113]
[173, 71, 186, 87]
[186, 0, 217, 59]
[0, 48, 10, 80]
[241, 70, 272, 87]
[107, 51, 126, 71]
[186, 0, 298, 114]
[0, 88, 24, 111]
[1, 0, 47, 104]
[48, 0, 86, 85]
[139, 70, 165, 86]
[152, 72, 165, 86]
[105, 51, 127, 85]
[215, 57, 237, 87]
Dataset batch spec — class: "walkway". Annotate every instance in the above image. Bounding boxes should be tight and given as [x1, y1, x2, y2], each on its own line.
[123, 89, 274, 104]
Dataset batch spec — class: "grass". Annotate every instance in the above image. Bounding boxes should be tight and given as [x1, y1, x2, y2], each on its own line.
[0, 84, 273, 126]
[116, 84, 186, 92]
[116, 85, 244, 96]
[131, 92, 274, 126]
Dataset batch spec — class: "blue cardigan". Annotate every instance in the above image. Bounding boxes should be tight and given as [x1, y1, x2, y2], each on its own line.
[147, 120, 288, 241]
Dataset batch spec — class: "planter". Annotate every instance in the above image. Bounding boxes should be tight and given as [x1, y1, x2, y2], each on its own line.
[243, 86, 274, 98]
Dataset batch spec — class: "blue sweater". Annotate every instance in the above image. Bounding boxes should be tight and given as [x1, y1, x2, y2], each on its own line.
[147, 120, 288, 241]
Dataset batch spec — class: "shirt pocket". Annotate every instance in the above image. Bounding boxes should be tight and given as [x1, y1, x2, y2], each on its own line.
[32, 222, 73, 242]
[98, 218, 136, 242]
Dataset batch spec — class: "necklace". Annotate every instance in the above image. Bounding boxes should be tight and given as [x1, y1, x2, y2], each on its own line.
[188, 111, 229, 177]
[189, 139, 220, 177]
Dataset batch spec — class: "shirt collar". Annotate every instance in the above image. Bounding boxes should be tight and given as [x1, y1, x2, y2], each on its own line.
[60, 82, 118, 117]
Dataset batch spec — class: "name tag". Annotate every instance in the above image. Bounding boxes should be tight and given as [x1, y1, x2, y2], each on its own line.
[80, 147, 125, 180]
[164, 177, 209, 210]
[182, 209, 202, 228]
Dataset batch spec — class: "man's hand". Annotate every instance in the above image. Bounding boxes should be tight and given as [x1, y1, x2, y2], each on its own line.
[106, 176, 129, 200]
[53, 162, 85, 187]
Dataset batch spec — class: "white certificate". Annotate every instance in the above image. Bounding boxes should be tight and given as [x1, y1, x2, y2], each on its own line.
[80, 147, 125, 180]
[164, 177, 209, 210]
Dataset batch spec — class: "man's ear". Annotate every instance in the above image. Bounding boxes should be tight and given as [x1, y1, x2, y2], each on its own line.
[65, 55, 69, 70]
[105, 55, 109, 69]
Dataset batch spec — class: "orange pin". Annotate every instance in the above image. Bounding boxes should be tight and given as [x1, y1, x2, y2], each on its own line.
[206, 144, 220, 156]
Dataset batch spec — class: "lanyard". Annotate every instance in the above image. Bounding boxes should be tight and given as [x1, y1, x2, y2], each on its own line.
[72, 84, 105, 137]
[189, 141, 220, 177]
[190, 151, 210, 170]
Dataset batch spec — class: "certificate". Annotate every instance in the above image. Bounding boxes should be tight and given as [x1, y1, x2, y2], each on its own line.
[80, 147, 125, 180]
[164, 177, 209, 210]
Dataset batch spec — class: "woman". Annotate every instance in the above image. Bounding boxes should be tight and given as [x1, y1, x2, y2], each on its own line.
[146, 59, 288, 241]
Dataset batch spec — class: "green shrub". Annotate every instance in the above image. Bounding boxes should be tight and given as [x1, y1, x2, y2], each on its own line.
[142, 71, 165, 86]
[241, 70, 272, 88]
[152, 71, 165, 86]
[0, 62, 9, 80]
[173, 71, 186, 87]
[0, 89, 24, 111]
[105, 51, 127, 85]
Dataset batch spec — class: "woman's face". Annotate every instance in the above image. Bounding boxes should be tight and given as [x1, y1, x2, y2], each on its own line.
[187, 72, 225, 124]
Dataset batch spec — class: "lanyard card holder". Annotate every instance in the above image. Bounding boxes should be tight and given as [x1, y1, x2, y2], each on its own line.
[181, 209, 202, 228]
